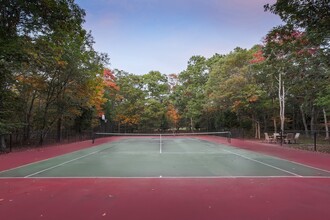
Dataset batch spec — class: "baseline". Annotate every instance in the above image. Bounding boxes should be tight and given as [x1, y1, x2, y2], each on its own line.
[1, 175, 330, 179]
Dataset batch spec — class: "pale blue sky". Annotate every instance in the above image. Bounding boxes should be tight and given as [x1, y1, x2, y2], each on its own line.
[76, 0, 282, 75]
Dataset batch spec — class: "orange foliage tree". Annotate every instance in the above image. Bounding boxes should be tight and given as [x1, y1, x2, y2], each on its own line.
[166, 104, 180, 130]
[89, 68, 119, 125]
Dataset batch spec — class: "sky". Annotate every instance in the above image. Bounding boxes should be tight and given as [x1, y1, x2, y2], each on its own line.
[75, 0, 282, 75]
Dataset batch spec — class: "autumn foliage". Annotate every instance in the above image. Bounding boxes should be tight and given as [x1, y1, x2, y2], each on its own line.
[166, 104, 180, 129]
[103, 68, 120, 91]
[92, 68, 119, 118]
[250, 49, 265, 64]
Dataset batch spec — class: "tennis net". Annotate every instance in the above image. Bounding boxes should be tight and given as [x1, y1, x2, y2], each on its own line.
[93, 131, 231, 143]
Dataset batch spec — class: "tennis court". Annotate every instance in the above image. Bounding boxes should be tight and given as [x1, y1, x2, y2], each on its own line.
[1, 133, 330, 178]
[1, 134, 330, 220]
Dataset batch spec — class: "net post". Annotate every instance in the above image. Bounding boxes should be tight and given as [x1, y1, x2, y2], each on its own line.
[92, 132, 95, 144]
[228, 131, 231, 143]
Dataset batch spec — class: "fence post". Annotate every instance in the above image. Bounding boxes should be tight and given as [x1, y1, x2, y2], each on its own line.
[9, 134, 12, 152]
[313, 132, 317, 151]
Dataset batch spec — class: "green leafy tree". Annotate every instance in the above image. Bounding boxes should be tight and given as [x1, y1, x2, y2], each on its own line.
[262, 26, 329, 136]
[112, 71, 145, 132]
[174, 56, 209, 131]
[0, 0, 108, 148]
[206, 47, 268, 136]
[265, 0, 330, 54]
[141, 71, 169, 131]
[0, 0, 86, 148]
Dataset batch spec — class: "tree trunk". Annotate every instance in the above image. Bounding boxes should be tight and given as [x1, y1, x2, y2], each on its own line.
[57, 117, 62, 142]
[273, 117, 277, 133]
[39, 106, 49, 146]
[263, 115, 267, 133]
[255, 124, 257, 139]
[0, 135, 6, 151]
[255, 121, 260, 139]
[39, 132, 44, 146]
[323, 108, 329, 140]
[310, 105, 315, 133]
[300, 104, 309, 136]
[278, 73, 285, 133]
[24, 92, 36, 142]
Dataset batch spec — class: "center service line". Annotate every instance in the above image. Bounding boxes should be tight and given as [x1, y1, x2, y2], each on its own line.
[159, 134, 162, 154]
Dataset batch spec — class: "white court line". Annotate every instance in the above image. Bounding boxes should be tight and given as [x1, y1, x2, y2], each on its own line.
[223, 144, 330, 175]
[222, 149, 302, 177]
[24, 150, 103, 178]
[0, 144, 110, 175]
[160, 134, 162, 154]
[2, 139, 329, 178]
[263, 154, 330, 174]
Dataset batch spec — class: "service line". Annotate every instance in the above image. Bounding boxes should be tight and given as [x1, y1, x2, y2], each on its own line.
[24, 150, 101, 178]
[223, 149, 302, 177]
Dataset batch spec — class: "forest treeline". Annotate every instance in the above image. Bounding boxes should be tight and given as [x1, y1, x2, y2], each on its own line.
[0, 1, 329, 149]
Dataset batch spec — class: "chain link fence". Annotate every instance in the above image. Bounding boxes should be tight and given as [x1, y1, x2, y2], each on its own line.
[260, 130, 330, 153]
[1, 130, 93, 153]
[2, 129, 329, 154]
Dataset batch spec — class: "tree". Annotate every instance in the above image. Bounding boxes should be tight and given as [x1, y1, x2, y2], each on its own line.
[98, 68, 120, 130]
[166, 103, 180, 131]
[317, 84, 330, 139]
[141, 71, 169, 131]
[0, 1, 109, 147]
[112, 71, 145, 132]
[262, 25, 329, 136]
[264, 0, 330, 53]
[264, 0, 330, 138]
[0, 0, 87, 148]
[206, 47, 267, 136]
[25, 24, 109, 145]
[142, 71, 168, 101]
[174, 56, 209, 131]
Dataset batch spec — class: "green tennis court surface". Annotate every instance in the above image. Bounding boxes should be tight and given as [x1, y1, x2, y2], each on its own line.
[1, 137, 330, 178]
